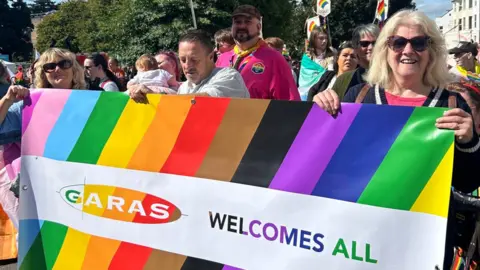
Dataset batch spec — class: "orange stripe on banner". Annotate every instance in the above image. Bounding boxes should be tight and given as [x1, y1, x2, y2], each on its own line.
[81, 236, 121, 270]
[127, 95, 192, 172]
[102, 186, 147, 222]
[195, 98, 270, 181]
[143, 249, 187, 270]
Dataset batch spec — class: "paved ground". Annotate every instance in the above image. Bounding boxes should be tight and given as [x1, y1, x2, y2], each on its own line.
[0, 259, 17, 270]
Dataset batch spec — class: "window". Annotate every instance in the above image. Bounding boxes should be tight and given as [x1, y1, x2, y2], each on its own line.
[470, 0, 473, 8]
[475, 15, 477, 28]
[464, 17, 466, 30]
[470, 16, 473, 29]
[459, 1, 463, 10]
[459, 19, 463, 31]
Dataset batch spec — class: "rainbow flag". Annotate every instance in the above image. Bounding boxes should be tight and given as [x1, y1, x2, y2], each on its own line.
[19, 90, 453, 269]
[319, 0, 328, 8]
[376, 0, 388, 23]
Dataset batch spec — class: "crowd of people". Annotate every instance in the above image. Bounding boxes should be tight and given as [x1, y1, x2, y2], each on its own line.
[0, 4, 480, 268]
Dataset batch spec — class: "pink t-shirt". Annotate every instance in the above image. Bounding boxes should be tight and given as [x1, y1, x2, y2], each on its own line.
[385, 92, 427, 107]
[216, 45, 300, 101]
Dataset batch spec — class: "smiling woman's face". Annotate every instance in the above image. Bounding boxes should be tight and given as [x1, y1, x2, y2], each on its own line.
[45, 56, 74, 89]
[387, 24, 430, 83]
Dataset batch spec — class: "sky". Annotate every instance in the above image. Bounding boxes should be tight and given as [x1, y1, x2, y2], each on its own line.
[415, 0, 452, 19]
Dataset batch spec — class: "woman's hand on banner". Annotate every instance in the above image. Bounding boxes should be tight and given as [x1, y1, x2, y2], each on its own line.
[436, 108, 474, 144]
[313, 89, 340, 115]
[5, 85, 29, 103]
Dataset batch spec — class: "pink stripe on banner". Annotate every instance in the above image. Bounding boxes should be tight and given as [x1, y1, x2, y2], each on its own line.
[268, 104, 362, 194]
[22, 90, 44, 134]
[22, 90, 71, 156]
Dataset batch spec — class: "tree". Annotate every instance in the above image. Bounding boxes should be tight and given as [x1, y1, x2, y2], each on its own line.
[35, 0, 96, 53]
[29, 0, 56, 15]
[0, 0, 33, 61]
[284, 0, 416, 59]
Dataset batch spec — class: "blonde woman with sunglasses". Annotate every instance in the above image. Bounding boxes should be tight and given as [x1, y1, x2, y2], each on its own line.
[313, 10, 480, 269]
[0, 48, 86, 233]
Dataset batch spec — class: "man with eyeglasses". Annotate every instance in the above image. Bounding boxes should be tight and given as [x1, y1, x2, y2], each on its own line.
[448, 42, 480, 82]
[331, 24, 380, 99]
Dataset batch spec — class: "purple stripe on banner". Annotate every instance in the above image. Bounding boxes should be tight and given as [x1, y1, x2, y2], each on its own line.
[22, 90, 43, 135]
[222, 266, 242, 270]
[268, 104, 361, 194]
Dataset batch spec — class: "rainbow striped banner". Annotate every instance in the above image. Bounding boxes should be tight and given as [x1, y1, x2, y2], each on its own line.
[19, 90, 453, 269]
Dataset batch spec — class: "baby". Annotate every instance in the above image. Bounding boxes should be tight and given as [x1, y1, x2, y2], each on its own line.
[127, 54, 179, 95]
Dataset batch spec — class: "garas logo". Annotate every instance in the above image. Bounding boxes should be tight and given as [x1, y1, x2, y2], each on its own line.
[60, 184, 182, 224]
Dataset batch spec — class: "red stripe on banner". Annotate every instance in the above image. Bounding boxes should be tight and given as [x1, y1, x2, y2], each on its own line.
[108, 242, 152, 270]
[160, 97, 231, 176]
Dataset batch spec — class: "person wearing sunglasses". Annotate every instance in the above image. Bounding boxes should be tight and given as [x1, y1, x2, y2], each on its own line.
[0, 48, 87, 235]
[448, 42, 480, 82]
[329, 24, 380, 100]
[314, 10, 480, 269]
[84, 54, 122, 92]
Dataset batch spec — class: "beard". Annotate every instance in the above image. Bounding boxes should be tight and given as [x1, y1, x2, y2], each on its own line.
[234, 30, 258, 43]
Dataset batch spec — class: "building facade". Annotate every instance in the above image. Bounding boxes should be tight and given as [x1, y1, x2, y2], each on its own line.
[439, 0, 480, 46]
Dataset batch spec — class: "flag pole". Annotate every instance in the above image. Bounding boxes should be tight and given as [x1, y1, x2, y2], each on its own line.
[188, 0, 197, 29]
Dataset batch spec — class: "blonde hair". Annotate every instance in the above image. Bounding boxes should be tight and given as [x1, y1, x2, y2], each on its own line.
[135, 54, 158, 71]
[35, 48, 86, 89]
[366, 9, 451, 89]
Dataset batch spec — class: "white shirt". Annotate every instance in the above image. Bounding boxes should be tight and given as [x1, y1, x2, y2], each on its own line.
[129, 69, 171, 87]
[178, 68, 249, 98]
[99, 77, 119, 92]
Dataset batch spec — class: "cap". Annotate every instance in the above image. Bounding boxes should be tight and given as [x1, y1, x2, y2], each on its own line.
[448, 42, 478, 55]
[232, 5, 261, 20]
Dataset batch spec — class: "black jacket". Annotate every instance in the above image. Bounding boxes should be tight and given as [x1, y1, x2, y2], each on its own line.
[345, 84, 480, 269]
[307, 71, 336, 101]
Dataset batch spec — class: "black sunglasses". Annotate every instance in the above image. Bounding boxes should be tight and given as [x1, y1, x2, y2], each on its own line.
[387, 36, 431, 53]
[42, 59, 73, 73]
[359, 40, 375, 48]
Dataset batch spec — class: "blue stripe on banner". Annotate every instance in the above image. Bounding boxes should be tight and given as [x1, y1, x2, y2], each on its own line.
[310, 105, 414, 202]
[18, 219, 44, 265]
[43, 91, 101, 160]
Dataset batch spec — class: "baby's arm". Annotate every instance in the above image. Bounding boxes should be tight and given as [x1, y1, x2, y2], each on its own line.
[167, 76, 179, 90]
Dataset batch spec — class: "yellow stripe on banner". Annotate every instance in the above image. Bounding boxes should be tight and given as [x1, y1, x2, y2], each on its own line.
[410, 144, 454, 218]
[97, 95, 162, 168]
[53, 228, 91, 270]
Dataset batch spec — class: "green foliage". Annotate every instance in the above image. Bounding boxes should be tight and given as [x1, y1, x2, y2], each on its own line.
[0, 0, 34, 61]
[35, 0, 416, 64]
[284, 0, 415, 59]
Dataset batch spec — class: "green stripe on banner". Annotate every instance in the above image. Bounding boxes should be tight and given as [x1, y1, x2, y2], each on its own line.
[357, 107, 452, 210]
[20, 221, 68, 270]
[67, 92, 128, 164]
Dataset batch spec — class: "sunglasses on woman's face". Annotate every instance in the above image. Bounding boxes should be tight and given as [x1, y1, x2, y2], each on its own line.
[387, 36, 431, 53]
[42, 59, 73, 73]
[359, 40, 375, 48]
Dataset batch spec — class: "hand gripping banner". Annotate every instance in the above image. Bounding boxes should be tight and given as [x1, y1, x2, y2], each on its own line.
[19, 90, 453, 269]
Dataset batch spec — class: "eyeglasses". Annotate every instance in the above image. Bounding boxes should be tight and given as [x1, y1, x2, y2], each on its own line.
[84, 66, 93, 70]
[387, 36, 431, 53]
[359, 40, 375, 48]
[453, 52, 468, 59]
[42, 60, 73, 73]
